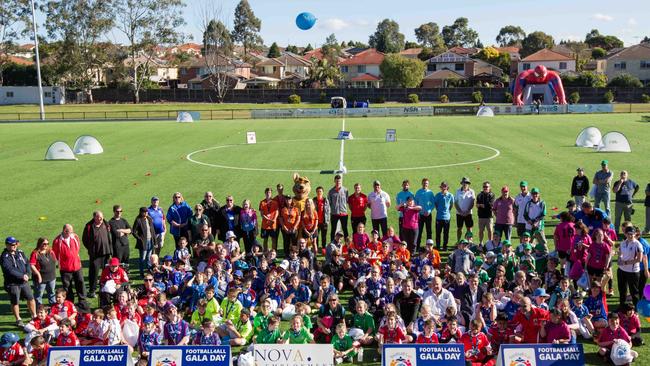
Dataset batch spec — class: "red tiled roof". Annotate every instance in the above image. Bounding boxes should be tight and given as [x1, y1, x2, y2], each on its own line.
[350, 73, 381, 81]
[303, 48, 324, 61]
[339, 48, 385, 66]
[178, 43, 202, 52]
[522, 48, 573, 61]
[448, 46, 479, 55]
[423, 69, 466, 80]
[4, 55, 33, 65]
[400, 48, 422, 55]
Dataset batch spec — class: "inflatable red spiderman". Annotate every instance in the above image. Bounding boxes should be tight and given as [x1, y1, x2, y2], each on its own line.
[512, 65, 567, 106]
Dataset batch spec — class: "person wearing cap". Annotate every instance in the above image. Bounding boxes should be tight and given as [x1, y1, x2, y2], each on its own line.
[132, 207, 158, 277]
[163, 302, 190, 345]
[514, 180, 531, 239]
[571, 167, 590, 208]
[617, 226, 643, 308]
[593, 160, 614, 215]
[52, 224, 86, 303]
[82, 211, 112, 298]
[395, 179, 415, 239]
[165, 192, 193, 247]
[523, 187, 547, 245]
[1, 237, 36, 327]
[368, 180, 391, 237]
[492, 186, 515, 241]
[612, 170, 640, 234]
[147, 196, 166, 255]
[0, 332, 25, 366]
[414, 178, 435, 247]
[328, 174, 350, 241]
[347, 183, 368, 233]
[449, 240, 476, 276]
[137, 315, 161, 364]
[454, 177, 475, 242]
[108, 204, 131, 272]
[99, 257, 129, 306]
[424, 239, 441, 270]
[475, 181, 495, 245]
[215, 195, 242, 242]
[200, 191, 221, 236]
[433, 181, 454, 251]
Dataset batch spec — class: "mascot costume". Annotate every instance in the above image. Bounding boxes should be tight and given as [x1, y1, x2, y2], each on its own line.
[512, 65, 567, 106]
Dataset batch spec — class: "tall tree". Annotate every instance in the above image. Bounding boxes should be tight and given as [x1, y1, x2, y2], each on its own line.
[584, 29, 624, 50]
[520, 31, 554, 57]
[306, 57, 341, 88]
[285, 45, 299, 54]
[642, 36, 649, 44]
[441, 17, 480, 48]
[232, 0, 262, 59]
[203, 19, 232, 55]
[322, 33, 342, 62]
[414, 22, 444, 50]
[379, 54, 425, 87]
[0, 0, 32, 85]
[45, 0, 115, 103]
[199, 1, 234, 103]
[267, 42, 280, 58]
[302, 43, 313, 55]
[368, 19, 405, 53]
[114, 0, 185, 103]
[474, 46, 511, 74]
[496, 25, 526, 47]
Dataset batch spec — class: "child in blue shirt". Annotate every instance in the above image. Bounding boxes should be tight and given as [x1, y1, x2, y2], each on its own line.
[173, 237, 191, 270]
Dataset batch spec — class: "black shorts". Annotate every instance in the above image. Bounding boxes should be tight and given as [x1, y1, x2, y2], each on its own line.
[587, 266, 605, 277]
[557, 250, 570, 260]
[5, 282, 34, 305]
[456, 214, 474, 228]
[260, 228, 278, 239]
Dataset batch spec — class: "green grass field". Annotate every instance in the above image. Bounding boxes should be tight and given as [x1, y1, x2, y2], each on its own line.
[1, 112, 649, 365]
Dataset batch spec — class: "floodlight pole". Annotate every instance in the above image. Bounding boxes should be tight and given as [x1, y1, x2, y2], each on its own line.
[30, 0, 45, 121]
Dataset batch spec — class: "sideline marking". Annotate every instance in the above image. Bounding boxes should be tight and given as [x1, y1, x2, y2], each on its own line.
[186, 138, 501, 173]
[338, 118, 346, 173]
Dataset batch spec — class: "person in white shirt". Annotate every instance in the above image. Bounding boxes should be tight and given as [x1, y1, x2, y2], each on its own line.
[617, 226, 643, 307]
[422, 276, 456, 321]
[514, 181, 531, 238]
[454, 177, 476, 242]
[367, 180, 391, 237]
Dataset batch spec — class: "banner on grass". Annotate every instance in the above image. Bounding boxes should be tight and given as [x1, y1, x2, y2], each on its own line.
[496, 343, 585, 366]
[253, 344, 334, 366]
[47, 346, 130, 366]
[382, 344, 465, 366]
[148, 346, 231, 366]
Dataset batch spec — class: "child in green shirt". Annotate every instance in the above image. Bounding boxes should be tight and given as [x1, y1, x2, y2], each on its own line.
[205, 286, 221, 322]
[190, 299, 209, 331]
[253, 298, 273, 334]
[255, 316, 282, 344]
[332, 323, 356, 364]
[295, 302, 313, 330]
[282, 315, 314, 344]
[221, 287, 243, 324]
[351, 300, 375, 345]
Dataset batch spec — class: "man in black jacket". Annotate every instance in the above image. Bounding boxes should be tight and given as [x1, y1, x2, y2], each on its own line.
[571, 167, 590, 208]
[200, 192, 221, 237]
[132, 207, 158, 278]
[458, 274, 484, 327]
[1, 237, 36, 327]
[82, 211, 112, 298]
[215, 196, 242, 242]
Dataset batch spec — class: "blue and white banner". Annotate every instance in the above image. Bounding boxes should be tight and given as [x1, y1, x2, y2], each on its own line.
[47, 346, 130, 366]
[382, 344, 465, 366]
[253, 344, 334, 366]
[496, 344, 585, 366]
[148, 346, 231, 366]
[568, 104, 613, 113]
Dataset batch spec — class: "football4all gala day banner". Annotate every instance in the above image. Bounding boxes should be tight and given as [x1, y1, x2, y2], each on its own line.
[382, 344, 465, 366]
[47, 346, 130, 366]
[496, 344, 585, 366]
[148, 346, 231, 366]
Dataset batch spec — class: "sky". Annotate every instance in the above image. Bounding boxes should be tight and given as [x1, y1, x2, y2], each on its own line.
[30, 0, 650, 48]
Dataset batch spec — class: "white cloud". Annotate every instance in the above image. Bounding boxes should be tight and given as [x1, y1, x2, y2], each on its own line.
[319, 18, 350, 32]
[628, 18, 637, 26]
[591, 13, 614, 22]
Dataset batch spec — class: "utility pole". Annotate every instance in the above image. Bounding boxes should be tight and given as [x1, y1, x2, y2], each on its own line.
[30, 0, 45, 120]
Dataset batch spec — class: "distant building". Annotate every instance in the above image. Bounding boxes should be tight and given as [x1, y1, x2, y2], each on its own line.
[518, 49, 576, 74]
[604, 43, 650, 85]
[339, 48, 385, 88]
[0, 86, 65, 105]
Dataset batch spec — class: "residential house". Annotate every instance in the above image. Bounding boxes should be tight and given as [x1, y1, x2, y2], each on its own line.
[518, 49, 576, 74]
[123, 55, 179, 88]
[178, 56, 251, 89]
[423, 51, 504, 87]
[11, 44, 35, 59]
[399, 48, 423, 59]
[448, 46, 480, 57]
[339, 48, 385, 88]
[172, 43, 203, 58]
[422, 69, 466, 88]
[3, 55, 34, 66]
[604, 43, 650, 85]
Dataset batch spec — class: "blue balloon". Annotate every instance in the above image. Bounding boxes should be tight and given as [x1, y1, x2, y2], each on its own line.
[296, 12, 316, 30]
[637, 299, 650, 317]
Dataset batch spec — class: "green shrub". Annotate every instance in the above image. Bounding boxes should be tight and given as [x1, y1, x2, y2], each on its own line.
[373, 96, 386, 104]
[319, 92, 327, 103]
[504, 92, 512, 103]
[288, 94, 301, 104]
[407, 93, 419, 104]
[440, 94, 449, 103]
[603, 90, 614, 103]
[471, 90, 483, 103]
[641, 94, 650, 103]
[568, 92, 580, 104]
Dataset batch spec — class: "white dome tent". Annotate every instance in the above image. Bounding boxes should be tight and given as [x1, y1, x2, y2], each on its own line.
[476, 106, 494, 117]
[73, 135, 103, 154]
[597, 131, 631, 152]
[575, 126, 602, 147]
[45, 141, 77, 161]
[177, 111, 194, 123]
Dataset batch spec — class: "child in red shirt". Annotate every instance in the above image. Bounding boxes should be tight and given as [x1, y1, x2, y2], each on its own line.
[461, 319, 494, 366]
[79, 309, 107, 345]
[598, 312, 637, 362]
[50, 288, 77, 326]
[377, 312, 406, 354]
[618, 303, 642, 346]
[25, 306, 58, 350]
[440, 317, 463, 343]
[0, 333, 25, 366]
[415, 319, 439, 344]
[29, 336, 50, 366]
[487, 314, 513, 353]
[56, 318, 80, 346]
